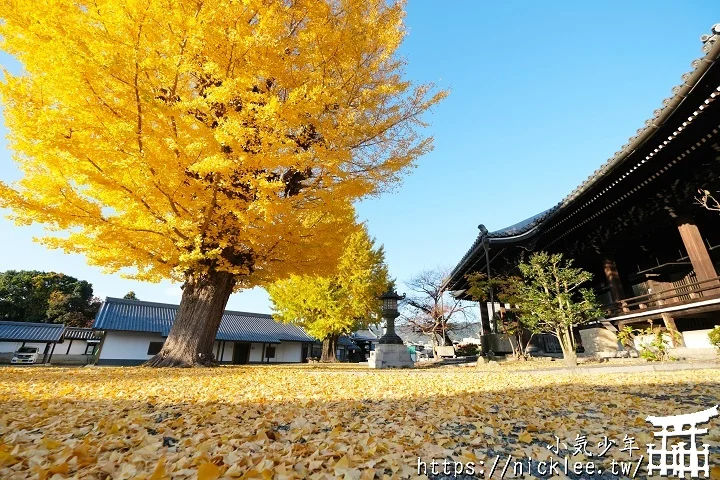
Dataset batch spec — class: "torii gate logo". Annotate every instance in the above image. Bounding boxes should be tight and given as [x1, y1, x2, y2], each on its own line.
[646, 405, 718, 478]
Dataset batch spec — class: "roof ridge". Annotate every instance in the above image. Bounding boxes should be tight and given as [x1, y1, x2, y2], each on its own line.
[104, 296, 273, 318]
[95, 297, 314, 343]
[547, 22, 720, 223]
[0, 320, 65, 328]
[444, 23, 720, 291]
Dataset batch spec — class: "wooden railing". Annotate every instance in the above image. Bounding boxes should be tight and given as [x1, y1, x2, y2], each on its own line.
[604, 275, 720, 318]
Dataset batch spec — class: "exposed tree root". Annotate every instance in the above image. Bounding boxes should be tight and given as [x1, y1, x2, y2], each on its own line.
[144, 350, 218, 368]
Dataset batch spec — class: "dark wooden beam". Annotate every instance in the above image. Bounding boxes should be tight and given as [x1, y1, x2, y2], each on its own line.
[603, 257, 626, 303]
[661, 313, 685, 347]
[677, 216, 719, 283]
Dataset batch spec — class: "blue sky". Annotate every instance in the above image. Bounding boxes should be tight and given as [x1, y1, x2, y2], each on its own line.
[1, 2, 718, 313]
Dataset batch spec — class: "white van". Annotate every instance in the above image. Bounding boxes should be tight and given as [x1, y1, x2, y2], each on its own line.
[11, 346, 40, 364]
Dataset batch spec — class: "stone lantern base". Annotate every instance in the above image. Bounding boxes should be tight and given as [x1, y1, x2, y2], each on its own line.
[368, 344, 414, 369]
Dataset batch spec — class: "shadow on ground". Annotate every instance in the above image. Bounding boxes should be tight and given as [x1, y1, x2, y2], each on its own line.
[1, 366, 718, 479]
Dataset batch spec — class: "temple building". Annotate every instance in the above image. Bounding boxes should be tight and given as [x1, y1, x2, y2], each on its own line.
[444, 25, 720, 353]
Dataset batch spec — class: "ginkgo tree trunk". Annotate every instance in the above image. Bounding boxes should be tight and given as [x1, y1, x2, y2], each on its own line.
[0, 0, 445, 366]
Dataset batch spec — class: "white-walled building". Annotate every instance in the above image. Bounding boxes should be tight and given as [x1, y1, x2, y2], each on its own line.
[93, 297, 314, 365]
[0, 321, 66, 363]
[0, 322, 103, 364]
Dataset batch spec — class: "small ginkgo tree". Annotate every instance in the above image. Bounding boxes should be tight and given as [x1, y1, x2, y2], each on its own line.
[515, 252, 601, 366]
[268, 226, 389, 362]
[0, 0, 445, 366]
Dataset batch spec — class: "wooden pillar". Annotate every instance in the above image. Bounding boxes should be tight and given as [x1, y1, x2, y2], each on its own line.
[479, 301, 491, 336]
[677, 217, 719, 283]
[48, 343, 57, 363]
[603, 258, 625, 301]
[93, 333, 106, 365]
[661, 313, 685, 347]
[66, 338, 74, 355]
[603, 257, 628, 311]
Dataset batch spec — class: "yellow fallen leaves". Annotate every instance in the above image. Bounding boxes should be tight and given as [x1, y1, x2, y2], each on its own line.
[711, 464, 720, 479]
[0, 366, 718, 479]
[197, 462, 221, 480]
[149, 457, 166, 480]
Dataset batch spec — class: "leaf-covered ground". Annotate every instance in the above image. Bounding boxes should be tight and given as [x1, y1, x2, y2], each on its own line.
[1, 365, 719, 479]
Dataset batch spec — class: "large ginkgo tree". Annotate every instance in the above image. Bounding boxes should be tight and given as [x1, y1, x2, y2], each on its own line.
[0, 0, 445, 366]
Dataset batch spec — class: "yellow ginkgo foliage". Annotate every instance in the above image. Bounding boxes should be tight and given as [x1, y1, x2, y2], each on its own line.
[269, 225, 389, 362]
[0, 0, 446, 366]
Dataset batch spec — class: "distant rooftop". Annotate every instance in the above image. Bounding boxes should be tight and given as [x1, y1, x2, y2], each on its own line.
[64, 327, 102, 341]
[93, 297, 313, 344]
[0, 321, 65, 343]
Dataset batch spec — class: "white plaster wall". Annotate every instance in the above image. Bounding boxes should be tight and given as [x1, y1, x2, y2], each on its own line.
[56, 339, 90, 355]
[97, 334, 303, 363]
[635, 333, 673, 350]
[0, 341, 48, 353]
[248, 343, 262, 362]
[244, 342, 303, 363]
[222, 342, 235, 362]
[211, 341, 237, 362]
[270, 342, 302, 363]
[682, 329, 714, 349]
[98, 331, 166, 361]
[1, 340, 91, 356]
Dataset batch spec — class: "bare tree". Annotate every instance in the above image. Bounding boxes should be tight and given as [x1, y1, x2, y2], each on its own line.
[696, 189, 720, 212]
[401, 268, 475, 356]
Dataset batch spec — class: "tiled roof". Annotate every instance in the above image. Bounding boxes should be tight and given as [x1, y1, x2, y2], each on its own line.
[446, 24, 720, 290]
[395, 324, 429, 345]
[351, 330, 379, 342]
[64, 327, 102, 341]
[93, 297, 313, 343]
[338, 335, 360, 350]
[553, 24, 720, 218]
[0, 321, 65, 343]
[487, 208, 555, 239]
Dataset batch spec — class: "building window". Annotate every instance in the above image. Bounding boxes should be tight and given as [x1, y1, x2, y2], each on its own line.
[266, 346, 276, 359]
[147, 342, 164, 355]
[84, 344, 96, 355]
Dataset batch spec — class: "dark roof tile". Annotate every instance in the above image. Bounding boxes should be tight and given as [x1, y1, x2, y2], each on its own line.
[64, 328, 102, 341]
[445, 24, 720, 290]
[0, 321, 65, 343]
[93, 297, 313, 343]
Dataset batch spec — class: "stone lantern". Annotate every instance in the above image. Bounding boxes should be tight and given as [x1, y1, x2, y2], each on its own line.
[378, 288, 404, 345]
[369, 286, 414, 369]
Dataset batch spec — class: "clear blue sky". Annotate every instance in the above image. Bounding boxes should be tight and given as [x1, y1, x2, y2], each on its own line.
[1, 2, 718, 313]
